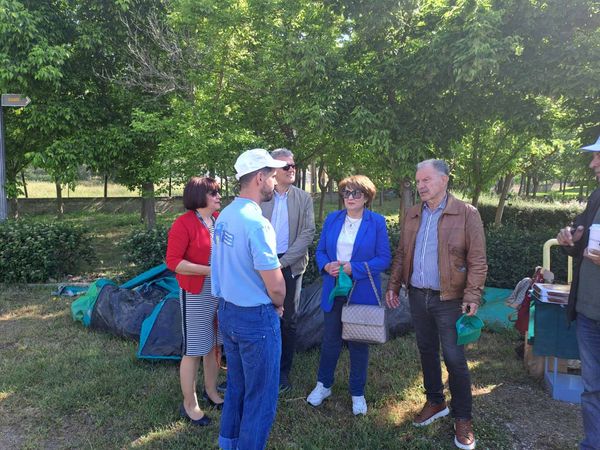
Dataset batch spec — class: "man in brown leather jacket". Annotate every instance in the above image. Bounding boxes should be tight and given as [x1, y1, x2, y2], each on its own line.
[386, 159, 487, 450]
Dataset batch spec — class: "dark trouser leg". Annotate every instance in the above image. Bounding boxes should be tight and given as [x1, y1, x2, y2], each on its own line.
[317, 297, 345, 388]
[409, 288, 444, 405]
[348, 340, 369, 396]
[280, 266, 301, 382]
[430, 296, 472, 420]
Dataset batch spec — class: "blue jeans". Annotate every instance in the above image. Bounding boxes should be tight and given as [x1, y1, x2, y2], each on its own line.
[576, 313, 600, 450]
[409, 288, 472, 419]
[317, 297, 369, 396]
[217, 300, 281, 450]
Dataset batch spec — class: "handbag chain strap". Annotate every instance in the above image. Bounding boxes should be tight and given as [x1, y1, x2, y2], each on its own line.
[346, 262, 383, 307]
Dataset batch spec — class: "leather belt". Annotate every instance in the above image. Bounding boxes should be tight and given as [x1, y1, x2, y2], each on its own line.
[409, 285, 441, 296]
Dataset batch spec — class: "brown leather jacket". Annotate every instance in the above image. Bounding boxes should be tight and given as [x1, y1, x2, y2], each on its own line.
[387, 193, 488, 304]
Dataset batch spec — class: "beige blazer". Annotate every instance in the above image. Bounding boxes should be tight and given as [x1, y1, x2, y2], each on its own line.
[261, 185, 315, 277]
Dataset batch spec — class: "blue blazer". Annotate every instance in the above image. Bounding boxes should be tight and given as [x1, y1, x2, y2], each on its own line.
[316, 209, 391, 312]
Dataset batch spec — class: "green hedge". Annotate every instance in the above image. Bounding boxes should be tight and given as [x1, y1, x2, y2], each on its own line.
[477, 201, 582, 230]
[485, 224, 568, 288]
[0, 221, 95, 283]
[121, 225, 169, 271]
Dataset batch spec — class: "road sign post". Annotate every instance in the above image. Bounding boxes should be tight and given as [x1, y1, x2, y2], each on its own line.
[0, 94, 31, 221]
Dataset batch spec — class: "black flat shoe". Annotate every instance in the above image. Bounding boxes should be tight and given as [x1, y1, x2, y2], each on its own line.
[202, 390, 224, 409]
[179, 404, 211, 426]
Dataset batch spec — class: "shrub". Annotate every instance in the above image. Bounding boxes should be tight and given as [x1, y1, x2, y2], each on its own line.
[0, 221, 95, 283]
[302, 222, 323, 286]
[122, 225, 169, 271]
[485, 224, 568, 288]
[477, 201, 582, 230]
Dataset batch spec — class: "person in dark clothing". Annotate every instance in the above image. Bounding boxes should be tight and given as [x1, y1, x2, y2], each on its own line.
[556, 136, 600, 450]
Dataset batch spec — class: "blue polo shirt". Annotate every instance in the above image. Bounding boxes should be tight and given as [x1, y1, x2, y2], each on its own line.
[211, 197, 281, 307]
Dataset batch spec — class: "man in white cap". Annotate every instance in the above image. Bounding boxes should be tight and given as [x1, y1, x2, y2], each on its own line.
[211, 148, 287, 450]
[556, 136, 600, 450]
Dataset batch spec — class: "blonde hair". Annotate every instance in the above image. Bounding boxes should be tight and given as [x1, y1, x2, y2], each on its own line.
[338, 175, 377, 208]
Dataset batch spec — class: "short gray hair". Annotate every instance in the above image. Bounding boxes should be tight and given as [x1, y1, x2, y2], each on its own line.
[271, 148, 294, 159]
[417, 159, 449, 176]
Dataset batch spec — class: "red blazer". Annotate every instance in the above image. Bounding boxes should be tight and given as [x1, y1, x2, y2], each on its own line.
[166, 210, 218, 294]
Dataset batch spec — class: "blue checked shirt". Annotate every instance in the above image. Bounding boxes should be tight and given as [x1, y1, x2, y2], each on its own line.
[410, 195, 448, 290]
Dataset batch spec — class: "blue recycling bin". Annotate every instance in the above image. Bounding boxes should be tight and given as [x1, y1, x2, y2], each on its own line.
[532, 300, 582, 403]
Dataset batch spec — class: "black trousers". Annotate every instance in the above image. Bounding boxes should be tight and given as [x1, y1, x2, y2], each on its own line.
[279, 262, 302, 379]
[409, 287, 472, 419]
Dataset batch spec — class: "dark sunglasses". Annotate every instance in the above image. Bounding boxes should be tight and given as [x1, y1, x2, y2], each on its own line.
[341, 189, 364, 199]
[282, 164, 296, 171]
[208, 189, 220, 197]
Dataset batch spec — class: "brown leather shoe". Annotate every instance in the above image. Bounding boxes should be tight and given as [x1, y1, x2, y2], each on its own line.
[454, 419, 476, 449]
[412, 400, 450, 426]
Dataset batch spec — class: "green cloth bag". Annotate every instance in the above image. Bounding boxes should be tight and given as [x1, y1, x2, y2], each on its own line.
[456, 314, 484, 345]
[70, 279, 116, 327]
[328, 270, 353, 306]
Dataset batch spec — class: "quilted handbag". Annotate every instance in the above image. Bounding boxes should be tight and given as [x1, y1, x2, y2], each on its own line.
[341, 262, 387, 344]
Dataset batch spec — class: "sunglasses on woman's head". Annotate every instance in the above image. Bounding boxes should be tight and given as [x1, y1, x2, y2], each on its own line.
[341, 189, 364, 199]
[282, 164, 296, 171]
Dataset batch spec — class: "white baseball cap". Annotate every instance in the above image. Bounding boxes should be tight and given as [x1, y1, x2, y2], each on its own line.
[580, 136, 600, 152]
[234, 148, 287, 180]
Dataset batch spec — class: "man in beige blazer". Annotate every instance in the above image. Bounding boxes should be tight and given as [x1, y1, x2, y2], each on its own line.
[261, 148, 315, 393]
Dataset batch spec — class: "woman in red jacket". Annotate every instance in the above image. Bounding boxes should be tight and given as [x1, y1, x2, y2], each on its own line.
[166, 177, 223, 426]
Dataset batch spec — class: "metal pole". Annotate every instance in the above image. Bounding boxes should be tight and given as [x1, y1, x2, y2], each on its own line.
[0, 106, 7, 221]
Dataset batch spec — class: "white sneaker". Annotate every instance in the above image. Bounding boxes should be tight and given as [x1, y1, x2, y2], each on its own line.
[306, 382, 331, 407]
[352, 395, 367, 415]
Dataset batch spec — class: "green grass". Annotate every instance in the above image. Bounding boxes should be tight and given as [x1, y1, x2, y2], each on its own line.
[0, 286, 582, 449]
[0, 198, 585, 448]
[18, 180, 187, 198]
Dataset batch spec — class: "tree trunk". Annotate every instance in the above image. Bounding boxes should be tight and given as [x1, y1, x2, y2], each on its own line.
[494, 173, 514, 226]
[518, 176, 524, 196]
[168, 175, 172, 197]
[301, 168, 306, 191]
[532, 175, 539, 198]
[399, 177, 413, 222]
[494, 178, 503, 195]
[104, 174, 108, 199]
[471, 183, 482, 208]
[311, 161, 317, 194]
[9, 197, 18, 219]
[317, 161, 328, 222]
[21, 171, 28, 198]
[141, 181, 156, 230]
[55, 182, 64, 216]
[525, 175, 531, 197]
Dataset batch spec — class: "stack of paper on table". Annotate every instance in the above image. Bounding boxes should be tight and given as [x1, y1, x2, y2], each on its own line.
[531, 283, 570, 305]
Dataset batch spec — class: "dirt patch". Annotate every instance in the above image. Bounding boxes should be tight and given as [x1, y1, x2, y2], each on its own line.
[478, 382, 582, 449]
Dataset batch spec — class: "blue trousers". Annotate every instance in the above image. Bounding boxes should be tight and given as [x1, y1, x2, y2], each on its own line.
[317, 297, 369, 396]
[409, 288, 472, 420]
[577, 313, 600, 450]
[217, 300, 281, 450]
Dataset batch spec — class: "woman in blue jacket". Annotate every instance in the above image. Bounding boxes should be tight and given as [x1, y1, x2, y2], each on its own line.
[306, 175, 391, 415]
